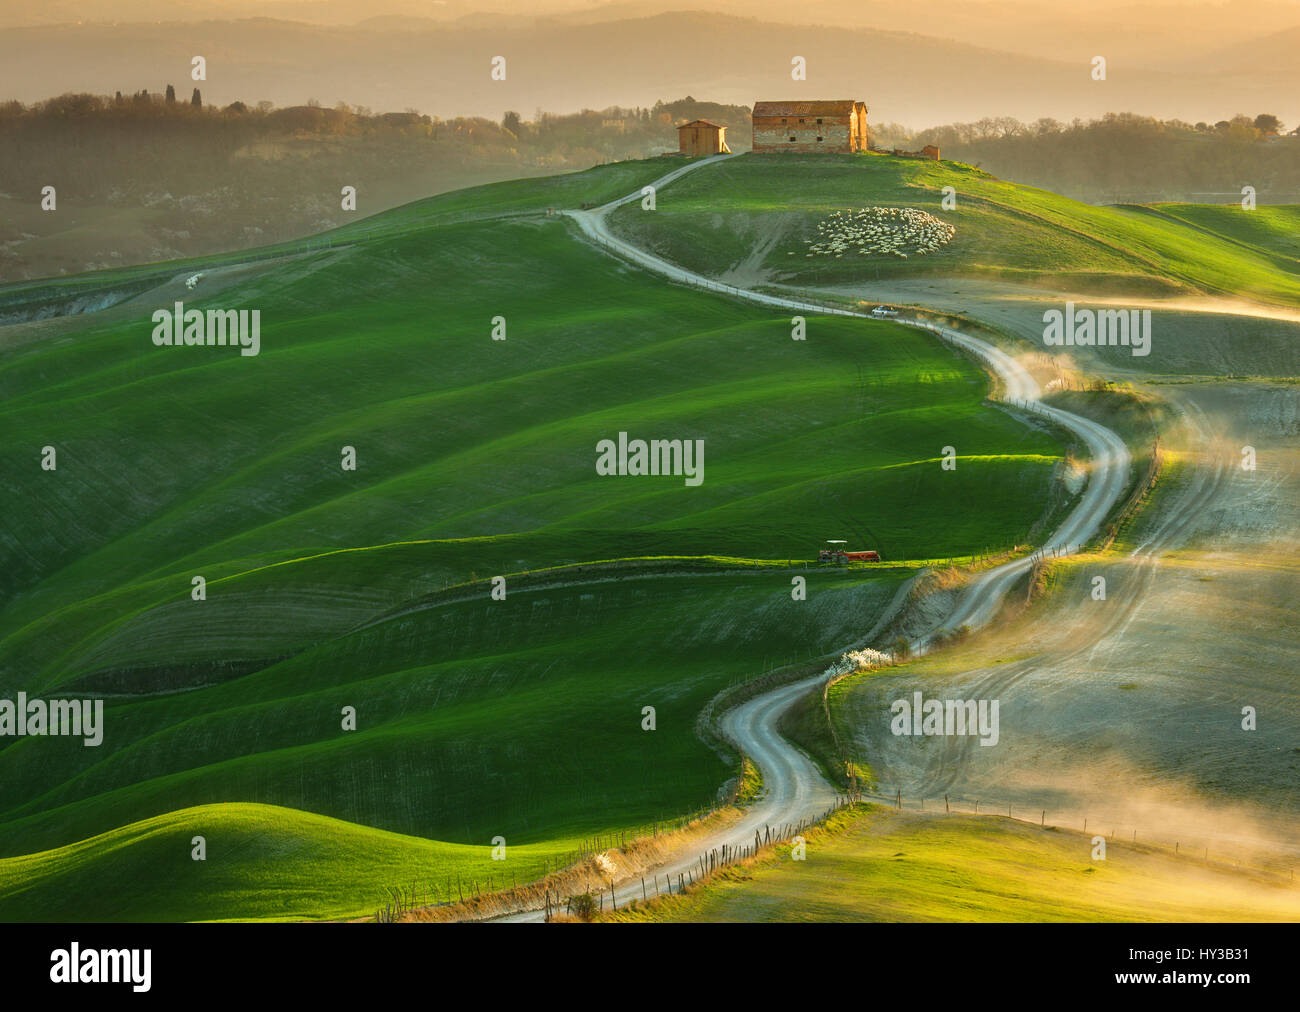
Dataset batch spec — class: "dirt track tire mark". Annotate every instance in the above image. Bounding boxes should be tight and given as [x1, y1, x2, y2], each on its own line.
[905, 389, 1237, 797]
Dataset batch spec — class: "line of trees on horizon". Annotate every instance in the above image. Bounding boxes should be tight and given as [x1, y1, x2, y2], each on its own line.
[879, 111, 1299, 201]
[3, 91, 1297, 280]
[0, 90, 749, 280]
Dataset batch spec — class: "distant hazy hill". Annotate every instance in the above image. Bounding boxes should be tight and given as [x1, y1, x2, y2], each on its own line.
[2, 11, 1297, 126]
[1208, 24, 1300, 78]
[0, 0, 478, 29]
[7, 0, 1300, 69]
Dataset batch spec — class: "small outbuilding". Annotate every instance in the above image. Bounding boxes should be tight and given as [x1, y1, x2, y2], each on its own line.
[677, 119, 730, 156]
[891, 144, 942, 162]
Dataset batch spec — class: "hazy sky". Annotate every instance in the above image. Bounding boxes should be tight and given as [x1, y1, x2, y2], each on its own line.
[10, 0, 1300, 26]
[3, 1, 1299, 126]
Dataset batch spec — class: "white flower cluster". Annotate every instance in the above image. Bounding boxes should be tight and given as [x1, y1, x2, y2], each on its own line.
[825, 647, 894, 678]
[841, 647, 893, 671]
[805, 207, 956, 259]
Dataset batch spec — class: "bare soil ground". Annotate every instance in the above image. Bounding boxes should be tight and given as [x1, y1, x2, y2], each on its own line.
[839, 378, 1300, 868]
[798, 278, 1300, 379]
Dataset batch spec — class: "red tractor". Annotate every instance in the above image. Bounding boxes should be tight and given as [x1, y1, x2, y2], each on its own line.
[818, 540, 881, 563]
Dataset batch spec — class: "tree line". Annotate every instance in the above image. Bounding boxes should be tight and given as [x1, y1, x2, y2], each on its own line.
[891, 112, 1300, 202]
[0, 90, 748, 278]
[4, 90, 1293, 280]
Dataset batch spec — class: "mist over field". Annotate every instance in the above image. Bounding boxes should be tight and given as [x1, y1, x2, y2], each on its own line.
[1, 0, 1297, 957]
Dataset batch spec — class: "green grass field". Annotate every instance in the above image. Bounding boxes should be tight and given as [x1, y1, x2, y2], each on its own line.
[1, 211, 1062, 689]
[608, 153, 1300, 305]
[0, 803, 503, 922]
[0, 158, 1078, 920]
[1143, 204, 1300, 264]
[0, 158, 675, 311]
[603, 804, 1300, 922]
[0, 567, 910, 859]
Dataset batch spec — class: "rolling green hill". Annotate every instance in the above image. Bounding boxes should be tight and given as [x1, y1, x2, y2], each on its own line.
[0, 803, 501, 922]
[0, 566, 913, 863]
[1143, 204, 1300, 264]
[0, 158, 675, 312]
[0, 157, 1079, 919]
[1, 210, 1063, 689]
[608, 153, 1300, 305]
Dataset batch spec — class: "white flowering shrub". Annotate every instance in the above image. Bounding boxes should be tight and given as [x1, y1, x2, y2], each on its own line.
[805, 207, 956, 259]
[824, 647, 893, 678]
[841, 647, 893, 671]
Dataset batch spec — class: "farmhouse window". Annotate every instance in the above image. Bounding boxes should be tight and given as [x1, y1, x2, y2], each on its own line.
[817, 136, 823, 142]
[789, 136, 796, 142]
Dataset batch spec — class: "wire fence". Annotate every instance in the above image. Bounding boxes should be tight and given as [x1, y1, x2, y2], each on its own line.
[374, 796, 734, 922]
[557, 798, 853, 919]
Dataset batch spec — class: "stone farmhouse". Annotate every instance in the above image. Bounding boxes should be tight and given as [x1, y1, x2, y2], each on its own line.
[752, 100, 869, 153]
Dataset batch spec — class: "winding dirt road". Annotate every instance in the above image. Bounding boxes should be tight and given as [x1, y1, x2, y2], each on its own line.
[492, 155, 1135, 920]
[566, 157, 1131, 647]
